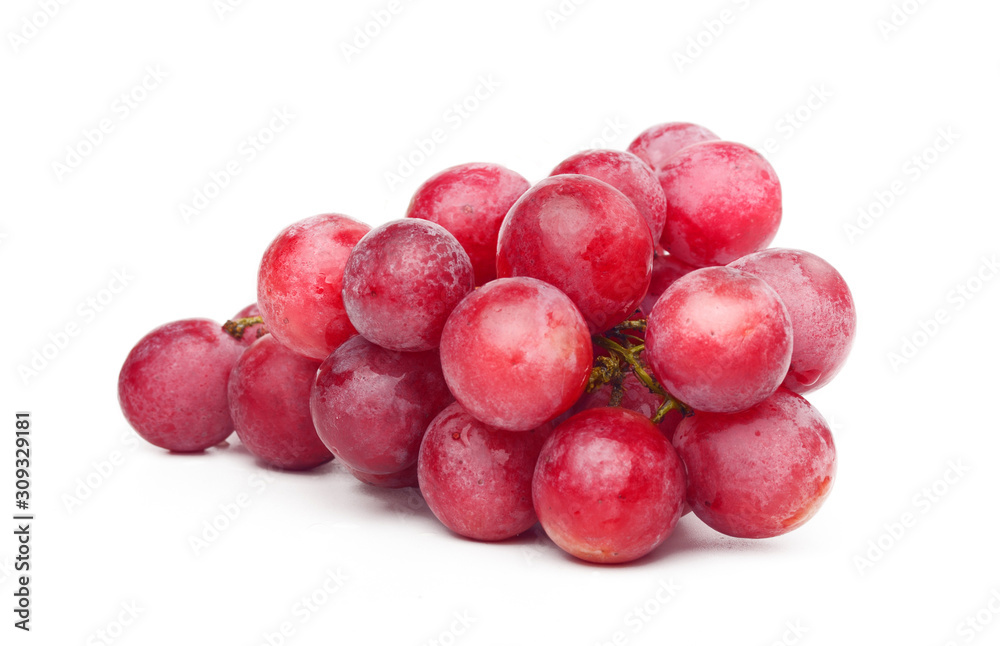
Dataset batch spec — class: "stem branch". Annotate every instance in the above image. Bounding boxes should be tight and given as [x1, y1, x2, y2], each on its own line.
[222, 316, 265, 341]
[588, 319, 692, 424]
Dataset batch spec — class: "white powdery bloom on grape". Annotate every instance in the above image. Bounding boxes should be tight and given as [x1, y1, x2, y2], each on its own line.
[343, 219, 474, 352]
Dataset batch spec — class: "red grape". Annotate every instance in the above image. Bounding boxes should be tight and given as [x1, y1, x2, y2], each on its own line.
[257, 213, 370, 360]
[310, 335, 453, 474]
[118, 319, 245, 452]
[673, 388, 836, 538]
[497, 174, 653, 333]
[627, 122, 719, 173]
[729, 249, 856, 393]
[418, 403, 550, 541]
[645, 267, 792, 413]
[532, 408, 686, 564]
[657, 141, 781, 267]
[342, 219, 474, 352]
[406, 162, 530, 285]
[439, 277, 592, 432]
[640, 250, 697, 315]
[227, 334, 332, 470]
[550, 149, 668, 242]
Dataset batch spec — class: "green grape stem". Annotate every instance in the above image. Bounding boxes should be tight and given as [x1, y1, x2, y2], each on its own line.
[614, 319, 647, 332]
[222, 316, 266, 340]
[588, 320, 691, 424]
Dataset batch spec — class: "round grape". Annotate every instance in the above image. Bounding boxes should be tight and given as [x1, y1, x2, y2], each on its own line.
[645, 267, 792, 413]
[673, 388, 837, 538]
[497, 174, 653, 333]
[627, 122, 719, 173]
[418, 403, 551, 541]
[118, 319, 245, 452]
[657, 141, 781, 267]
[550, 149, 667, 242]
[729, 248, 856, 393]
[439, 277, 592, 432]
[532, 407, 686, 564]
[406, 162, 530, 285]
[257, 213, 370, 360]
[228, 334, 332, 470]
[310, 335, 453, 474]
[342, 219, 474, 352]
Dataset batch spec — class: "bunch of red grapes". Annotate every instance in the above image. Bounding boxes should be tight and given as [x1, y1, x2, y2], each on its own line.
[118, 122, 855, 564]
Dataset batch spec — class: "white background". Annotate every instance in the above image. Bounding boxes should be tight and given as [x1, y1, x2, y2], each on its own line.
[2, 0, 999, 644]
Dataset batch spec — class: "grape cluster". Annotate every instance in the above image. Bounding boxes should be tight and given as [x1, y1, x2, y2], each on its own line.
[118, 121, 855, 564]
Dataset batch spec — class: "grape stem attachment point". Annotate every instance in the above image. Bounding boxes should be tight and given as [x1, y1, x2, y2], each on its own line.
[588, 319, 691, 424]
[223, 316, 266, 341]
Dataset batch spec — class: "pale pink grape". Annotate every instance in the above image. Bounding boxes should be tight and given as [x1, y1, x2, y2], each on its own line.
[627, 122, 719, 173]
[645, 267, 792, 413]
[729, 248, 856, 393]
